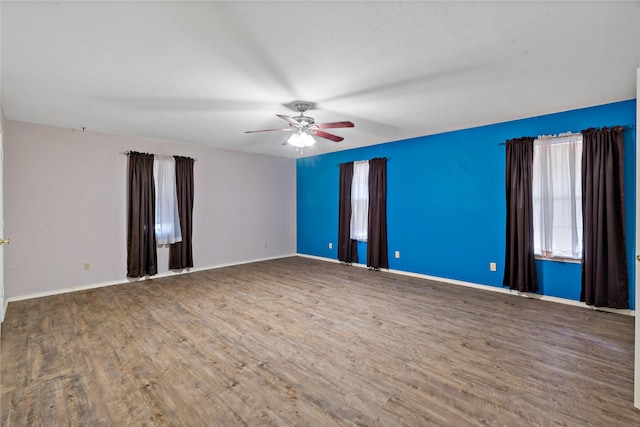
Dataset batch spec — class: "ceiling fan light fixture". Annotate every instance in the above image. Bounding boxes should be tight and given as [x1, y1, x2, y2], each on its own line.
[287, 131, 316, 148]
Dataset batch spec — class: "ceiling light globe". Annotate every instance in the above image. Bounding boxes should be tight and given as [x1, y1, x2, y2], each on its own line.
[288, 132, 316, 148]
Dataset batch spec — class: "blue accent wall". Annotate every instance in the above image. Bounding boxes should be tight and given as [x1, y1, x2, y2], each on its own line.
[297, 100, 637, 309]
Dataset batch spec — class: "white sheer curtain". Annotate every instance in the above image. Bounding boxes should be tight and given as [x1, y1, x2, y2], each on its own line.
[350, 160, 369, 242]
[154, 157, 182, 245]
[532, 133, 583, 259]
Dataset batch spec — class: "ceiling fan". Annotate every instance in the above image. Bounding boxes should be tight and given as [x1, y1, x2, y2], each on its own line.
[245, 102, 354, 148]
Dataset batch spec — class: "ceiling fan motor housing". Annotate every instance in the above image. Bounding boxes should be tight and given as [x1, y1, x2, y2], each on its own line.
[293, 115, 315, 126]
[292, 103, 315, 127]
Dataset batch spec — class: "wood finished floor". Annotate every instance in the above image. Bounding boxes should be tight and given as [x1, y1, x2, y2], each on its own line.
[1, 256, 638, 426]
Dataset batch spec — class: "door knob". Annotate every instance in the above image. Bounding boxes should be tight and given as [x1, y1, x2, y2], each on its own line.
[0, 239, 9, 245]
[637, 255, 640, 262]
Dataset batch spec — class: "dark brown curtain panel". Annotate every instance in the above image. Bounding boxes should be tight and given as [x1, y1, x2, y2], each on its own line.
[581, 127, 628, 308]
[338, 162, 358, 263]
[503, 137, 538, 292]
[127, 152, 158, 278]
[170, 156, 195, 270]
[367, 158, 388, 269]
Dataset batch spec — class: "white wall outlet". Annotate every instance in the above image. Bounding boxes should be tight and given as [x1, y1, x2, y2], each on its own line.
[264, 242, 268, 248]
[84, 262, 91, 271]
[328, 242, 333, 249]
[395, 250, 400, 259]
[490, 262, 497, 272]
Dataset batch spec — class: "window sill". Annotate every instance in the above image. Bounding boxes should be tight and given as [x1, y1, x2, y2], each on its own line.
[535, 256, 581, 264]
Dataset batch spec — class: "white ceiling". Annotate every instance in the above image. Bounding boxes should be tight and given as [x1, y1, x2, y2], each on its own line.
[2, 1, 639, 158]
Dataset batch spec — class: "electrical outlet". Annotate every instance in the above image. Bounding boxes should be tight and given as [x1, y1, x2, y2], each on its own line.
[490, 262, 497, 272]
[264, 242, 268, 248]
[84, 262, 91, 271]
[328, 242, 333, 249]
[395, 251, 400, 259]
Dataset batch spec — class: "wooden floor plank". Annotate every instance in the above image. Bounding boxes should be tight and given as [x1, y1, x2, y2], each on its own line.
[2, 256, 638, 426]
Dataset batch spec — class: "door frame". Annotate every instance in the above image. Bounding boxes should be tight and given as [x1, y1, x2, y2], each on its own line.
[0, 126, 4, 324]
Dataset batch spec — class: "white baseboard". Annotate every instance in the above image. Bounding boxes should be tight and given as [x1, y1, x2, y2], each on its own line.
[4, 253, 633, 317]
[5, 253, 297, 305]
[297, 253, 635, 316]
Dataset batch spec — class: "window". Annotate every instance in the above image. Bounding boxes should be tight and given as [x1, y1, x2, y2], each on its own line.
[154, 157, 182, 245]
[350, 160, 369, 241]
[532, 133, 583, 259]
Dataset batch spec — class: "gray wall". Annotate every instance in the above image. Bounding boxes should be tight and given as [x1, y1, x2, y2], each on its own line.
[4, 120, 296, 298]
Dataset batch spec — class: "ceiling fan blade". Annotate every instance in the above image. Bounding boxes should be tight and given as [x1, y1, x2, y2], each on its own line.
[313, 130, 344, 142]
[314, 121, 355, 130]
[276, 114, 300, 126]
[245, 128, 294, 134]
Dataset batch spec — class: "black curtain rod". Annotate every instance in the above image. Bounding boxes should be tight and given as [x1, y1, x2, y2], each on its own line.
[497, 124, 636, 146]
[336, 157, 390, 167]
[121, 151, 198, 161]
